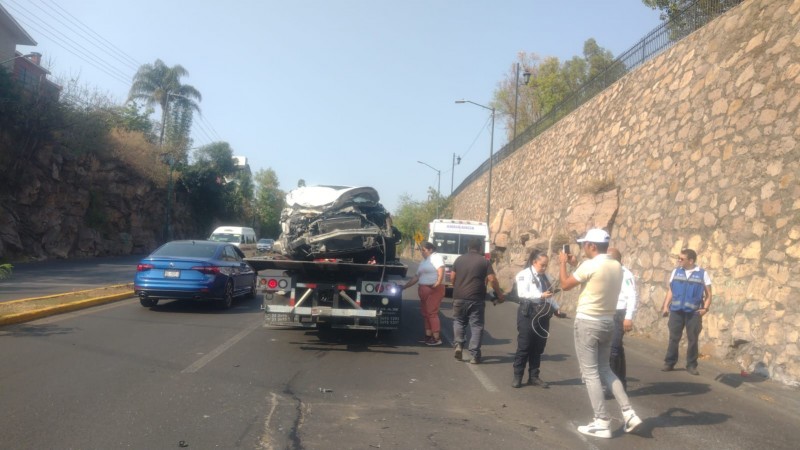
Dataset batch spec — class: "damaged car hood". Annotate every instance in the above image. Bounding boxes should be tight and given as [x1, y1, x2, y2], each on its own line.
[273, 185, 401, 263]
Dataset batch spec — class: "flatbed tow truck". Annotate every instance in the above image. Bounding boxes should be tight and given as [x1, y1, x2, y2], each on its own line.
[245, 256, 407, 330]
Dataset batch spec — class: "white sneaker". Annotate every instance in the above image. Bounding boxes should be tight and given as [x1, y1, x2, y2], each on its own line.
[577, 418, 612, 438]
[623, 409, 643, 433]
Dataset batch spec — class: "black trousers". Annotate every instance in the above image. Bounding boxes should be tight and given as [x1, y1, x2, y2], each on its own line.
[610, 309, 627, 389]
[665, 310, 703, 369]
[513, 303, 551, 378]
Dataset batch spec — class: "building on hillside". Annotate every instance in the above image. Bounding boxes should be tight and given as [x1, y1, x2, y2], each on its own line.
[0, 3, 35, 66]
[223, 156, 252, 185]
[232, 155, 251, 174]
[0, 4, 60, 99]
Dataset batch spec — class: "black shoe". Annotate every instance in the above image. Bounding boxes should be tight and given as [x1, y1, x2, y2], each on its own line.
[687, 367, 700, 376]
[603, 390, 614, 400]
[528, 377, 549, 388]
[512, 377, 523, 388]
[661, 364, 674, 372]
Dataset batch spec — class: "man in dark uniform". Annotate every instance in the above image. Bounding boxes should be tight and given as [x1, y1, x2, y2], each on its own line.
[451, 237, 504, 364]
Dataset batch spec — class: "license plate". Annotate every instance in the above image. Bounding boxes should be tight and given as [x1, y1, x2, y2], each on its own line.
[265, 313, 294, 323]
[164, 269, 180, 278]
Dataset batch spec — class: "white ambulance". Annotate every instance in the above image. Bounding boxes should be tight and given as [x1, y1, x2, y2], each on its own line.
[427, 219, 491, 294]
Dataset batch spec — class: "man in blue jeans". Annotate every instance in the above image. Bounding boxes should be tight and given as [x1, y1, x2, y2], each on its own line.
[560, 229, 642, 438]
[451, 238, 504, 364]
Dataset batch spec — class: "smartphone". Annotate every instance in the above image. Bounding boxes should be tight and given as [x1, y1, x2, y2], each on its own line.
[562, 244, 571, 254]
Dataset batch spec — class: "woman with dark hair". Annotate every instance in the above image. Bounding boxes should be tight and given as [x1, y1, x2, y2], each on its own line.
[511, 249, 563, 388]
[402, 241, 446, 345]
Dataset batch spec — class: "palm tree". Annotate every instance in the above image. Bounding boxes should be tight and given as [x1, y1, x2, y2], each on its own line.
[127, 59, 202, 149]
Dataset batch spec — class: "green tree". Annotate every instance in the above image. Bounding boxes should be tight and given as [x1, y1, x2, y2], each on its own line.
[254, 168, 285, 238]
[110, 101, 155, 137]
[493, 40, 617, 141]
[180, 142, 240, 232]
[391, 190, 449, 254]
[127, 59, 201, 159]
[643, 0, 740, 39]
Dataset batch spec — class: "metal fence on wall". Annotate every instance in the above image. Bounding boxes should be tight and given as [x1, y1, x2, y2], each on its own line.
[452, 0, 743, 197]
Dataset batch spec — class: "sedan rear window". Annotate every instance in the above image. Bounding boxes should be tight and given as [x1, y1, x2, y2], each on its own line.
[152, 242, 218, 258]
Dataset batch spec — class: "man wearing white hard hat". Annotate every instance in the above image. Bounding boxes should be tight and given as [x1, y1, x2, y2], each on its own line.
[559, 228, 643, 439]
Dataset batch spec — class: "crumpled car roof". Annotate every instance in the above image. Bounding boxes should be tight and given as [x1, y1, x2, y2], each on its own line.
[285, 185, 380, 211]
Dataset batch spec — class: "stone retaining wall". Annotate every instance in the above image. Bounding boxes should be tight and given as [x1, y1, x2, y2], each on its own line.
[451, 0, 800, 386]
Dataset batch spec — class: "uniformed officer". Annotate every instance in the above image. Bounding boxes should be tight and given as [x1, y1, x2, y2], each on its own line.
[511, 249, 564, 388]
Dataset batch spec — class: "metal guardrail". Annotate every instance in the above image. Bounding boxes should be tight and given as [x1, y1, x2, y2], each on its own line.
[453, 0, 743, 197]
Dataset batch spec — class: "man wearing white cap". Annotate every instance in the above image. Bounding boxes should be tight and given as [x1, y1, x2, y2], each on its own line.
[559, 228, 642, 438]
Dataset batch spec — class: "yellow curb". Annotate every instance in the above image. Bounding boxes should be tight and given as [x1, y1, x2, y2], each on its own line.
[2, 283, 133, 305]
[0, 291, 133, 326]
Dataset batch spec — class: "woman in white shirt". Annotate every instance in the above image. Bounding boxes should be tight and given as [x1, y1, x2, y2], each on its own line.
[402, 241, 445, 345]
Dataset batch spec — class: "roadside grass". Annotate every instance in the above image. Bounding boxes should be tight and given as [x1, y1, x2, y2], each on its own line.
[0, 283, 134, 317]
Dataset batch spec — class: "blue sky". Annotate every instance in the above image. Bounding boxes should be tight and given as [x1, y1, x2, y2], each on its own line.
[5, 0, 663, 213]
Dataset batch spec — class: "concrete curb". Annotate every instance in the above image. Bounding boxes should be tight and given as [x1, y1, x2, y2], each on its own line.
[0, 291, 133, 326]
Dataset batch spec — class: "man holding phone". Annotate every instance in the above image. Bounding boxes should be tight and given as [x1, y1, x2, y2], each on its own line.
[559, 229, 642, 438]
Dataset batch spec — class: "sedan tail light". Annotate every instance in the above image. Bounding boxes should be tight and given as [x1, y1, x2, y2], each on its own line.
[137, 263, 154, 272]
[191, 265, 221, 275]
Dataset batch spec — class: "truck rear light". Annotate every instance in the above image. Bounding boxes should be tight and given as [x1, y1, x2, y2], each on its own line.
[363, 282, 398, 295]
[137, 264, 154, 272]
[261, 277, 290, 290]
[484, 253, 490, 260]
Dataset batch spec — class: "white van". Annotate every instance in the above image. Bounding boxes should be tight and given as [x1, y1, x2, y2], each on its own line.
[427, 219, 491, 293]
[208, 226, 257, 254]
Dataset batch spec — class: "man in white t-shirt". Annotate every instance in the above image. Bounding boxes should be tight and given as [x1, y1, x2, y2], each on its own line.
[608, 248, 637, 392]
[559, 229, 642, 439]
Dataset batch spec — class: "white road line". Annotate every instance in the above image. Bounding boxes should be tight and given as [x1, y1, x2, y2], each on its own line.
[182, 320, 262, 374]
[467, 363, 499, 392]
[441, 327, 499, 392]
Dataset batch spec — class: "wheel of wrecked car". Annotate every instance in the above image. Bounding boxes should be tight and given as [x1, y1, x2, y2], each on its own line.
[218, 281, 234, 309]
[139, 297, 157, 307]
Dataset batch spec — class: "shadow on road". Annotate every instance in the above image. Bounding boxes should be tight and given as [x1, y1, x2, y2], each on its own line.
[143, 296, 263, 315]
[294, 328, 420, 356]
[628, 381, 711, 398]
[632, 407, 732, 438]
[0, 323, 75, 337]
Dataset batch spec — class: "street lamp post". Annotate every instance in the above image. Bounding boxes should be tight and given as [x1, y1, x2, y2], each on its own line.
[512, 64, 532, 142]
[417, 160, 441, 219]
[455, 100, 495, 226]
[451, 153, 461, 196]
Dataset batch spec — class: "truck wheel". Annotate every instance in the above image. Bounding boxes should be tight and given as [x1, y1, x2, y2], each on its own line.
[218, 282, 234, 309]
[140, 297, 157, 307]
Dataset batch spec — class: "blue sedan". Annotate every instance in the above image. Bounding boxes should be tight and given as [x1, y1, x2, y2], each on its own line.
[134, 240, 257, 309]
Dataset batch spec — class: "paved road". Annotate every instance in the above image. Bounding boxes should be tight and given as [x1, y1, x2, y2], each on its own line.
[1, 260, 798, 449]
[0, 255, 143, 301]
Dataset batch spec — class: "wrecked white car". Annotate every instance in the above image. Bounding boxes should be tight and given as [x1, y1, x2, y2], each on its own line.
[273, 186, 401, 263]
